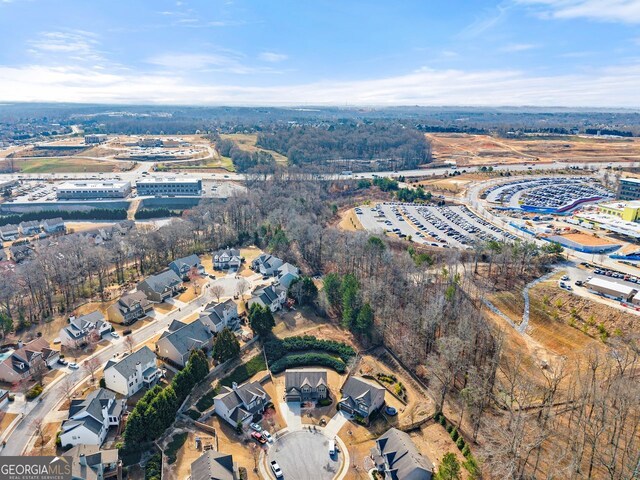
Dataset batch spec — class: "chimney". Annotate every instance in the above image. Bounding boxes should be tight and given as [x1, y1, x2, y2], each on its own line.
[17, 340, 23, 349]
[79, 454, 86, 466]
[136, 361, 142, 378]
[232, 382, 238, 390]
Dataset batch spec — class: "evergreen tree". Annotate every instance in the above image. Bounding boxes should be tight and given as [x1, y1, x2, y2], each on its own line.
[249, 304, 275, 337]
[354, 303, 374, 336]
[212, 328, 241, 362]
[323, 273, 342, 311]
[436, 453, 462, 480]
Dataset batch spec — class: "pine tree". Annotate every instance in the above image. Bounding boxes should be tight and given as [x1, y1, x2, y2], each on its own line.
[213, 328, 241, 362]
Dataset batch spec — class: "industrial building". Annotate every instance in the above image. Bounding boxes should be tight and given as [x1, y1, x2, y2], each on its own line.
[84, 134, 108, 144]
[136, 177, 202, 197]
[597, 201, 640, 222]
[56, 181, 132, 200]
[585, 277, 637, 302]
[617, 177, 640, 201]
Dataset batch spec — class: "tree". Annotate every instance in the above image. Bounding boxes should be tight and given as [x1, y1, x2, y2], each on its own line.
[84, 357, 101, 383]
[0, 312, 12, 339]
[249, 304, 275, 337]
[124, 335, 135, 354]
[212, 328, 241, 362]
[288, 276, 318, 306]
[210, 285, 224, 303]
[354, 303, 374, 336]
[436, 453, 461, 480]
[341, 273, 360, 329]
[323, 273, 342, 312]
[32, 419, 47, 453]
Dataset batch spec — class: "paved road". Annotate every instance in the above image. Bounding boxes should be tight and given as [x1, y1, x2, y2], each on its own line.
[0, 286, 216, 456]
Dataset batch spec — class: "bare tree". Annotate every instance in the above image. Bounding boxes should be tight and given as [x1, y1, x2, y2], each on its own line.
[210, 285, 224, 303]
[84, 357, 101, 384]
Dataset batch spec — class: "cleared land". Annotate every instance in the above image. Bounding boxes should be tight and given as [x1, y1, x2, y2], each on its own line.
[0, 157, 122, 173]
[220, 133, 288, 164]
[559, 232, 616, 247]
[427, 133, 640, 167]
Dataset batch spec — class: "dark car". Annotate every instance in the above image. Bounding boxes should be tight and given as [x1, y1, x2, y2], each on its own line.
[57, 358, 68, 366]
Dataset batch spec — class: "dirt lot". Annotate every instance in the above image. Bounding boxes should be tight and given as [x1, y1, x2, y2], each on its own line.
[559, 232, 617, 247]
[0, 157, 124, 173]
[338, 208, 364, 232]
[220, 133, 288, 165]
[410, 422, 470, 479]
[427, 133, 640, 167]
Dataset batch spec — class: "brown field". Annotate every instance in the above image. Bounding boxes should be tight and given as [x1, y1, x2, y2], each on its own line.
[559, 232, 617, 247]
[427, 133, 640, 167]
[220, 133, 288, 164]
[337, 208, 364, 232]
[0, 157, 122, 173]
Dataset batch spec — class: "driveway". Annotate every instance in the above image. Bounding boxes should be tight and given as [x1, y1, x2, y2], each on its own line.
[324, 410, 350, 439]
[266, 430, 341, 480]
[279, 402, 302, 431]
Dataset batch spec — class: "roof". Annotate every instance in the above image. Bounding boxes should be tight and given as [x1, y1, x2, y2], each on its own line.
[104, 346, 156, 379]
[250, 285, 284, 307]
[64, 389, 120, 436]
[278, 262, 299, 277]
[215, 381, 271, 416]
[42, 217, 65, 226]
[621, 177, 640, 185]
[285, 369, 327, 392]
[170, 254, 201, 271]
[253, 254, 283, 271]
[201, 299, 236, 326]
[118, 290, 151, 310]
[214, 248, 240, 259]
[0, 224, 18, 233]
[585, 277, 637, 296]
[19, 220, 40, 228]
[191, 450, 237, 480]
[158, 318, 212, 359]
[374, 428, 433, 480]
[136, 176, 201, 185]
[341, 376, 385, 408]
[67, 444, 119, 480]
[140, 269, 182, 293]
[57, 180, 130, 190]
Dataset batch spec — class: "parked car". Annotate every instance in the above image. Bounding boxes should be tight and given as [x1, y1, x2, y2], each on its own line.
[57, 358, 68, 366]
[68, 362, 79, 369]
[250, 423, 262, 432]
[575, 280, 583, 286]
[270, 460, 283, 478]
[110, 331, 120, 339]
[262, 431, 273, 443]
[251, 432, 266, 444]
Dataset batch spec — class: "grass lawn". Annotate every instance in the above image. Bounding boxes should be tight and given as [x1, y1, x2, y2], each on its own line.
[1, 157, 118, 173]
[220, 355, 267, 388]
[220, 133, 288, 164]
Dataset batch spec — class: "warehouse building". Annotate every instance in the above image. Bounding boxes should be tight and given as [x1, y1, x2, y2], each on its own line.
[585, 277, 637, 302]
[136, 177, 202, 197]
[84, 134, 108, 144]
[617, 178, 640, 201]
[56, 181, 132, 200]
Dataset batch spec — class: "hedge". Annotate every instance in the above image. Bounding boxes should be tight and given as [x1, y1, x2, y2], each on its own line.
[195, 388, 218, 412]
[145, 453, 162, 480]
[220, 355, 267, 388]
[134, 208, 183, 219]
[264, 335, 355, 363]
[270, 353, 346, 374]
[26, 384, 43, 399]
[165, 432, 188, 465]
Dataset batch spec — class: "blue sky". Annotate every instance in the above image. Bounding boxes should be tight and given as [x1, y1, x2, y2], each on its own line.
[0, 0, 639, 106]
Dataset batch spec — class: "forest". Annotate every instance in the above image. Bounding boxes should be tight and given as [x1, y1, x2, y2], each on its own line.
[0, 171, 637, 479]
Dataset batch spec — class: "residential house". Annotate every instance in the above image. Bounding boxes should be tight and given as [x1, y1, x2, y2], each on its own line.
[191, 450, 239, 480]
[371, 428, 434, 480]
[251, 254, 283, 276]
[59, 311, 112, 348]
[103, 347, 161, 397]
[0, 224, 19, 241]
[247, 284, 286, 312]
[276, 262, 300, 289]
[41, 217, 66, 234]
[0, 388, 9, 409]
[0, 249, 6, 262]
[213, 248, 241, 270]
[18, 220, 40, 236]
[156, 318, 213, 368]
[0, 338, 59, 384]
[214, 380, 271, 427]
[60, 389, 125, 448]
[67, 444, 122, 480]
[137, 270, 183, 302]
[338, 376, 386, 419]
[169, 254, 205, 280]
[199, 299, 239, 334]
[284, 369, 328, 402]
[9, 244, 32, 263]
[107, 291, 153, 325]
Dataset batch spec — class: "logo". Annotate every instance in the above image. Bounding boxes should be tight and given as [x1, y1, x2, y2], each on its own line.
[0, 456, 71, 480]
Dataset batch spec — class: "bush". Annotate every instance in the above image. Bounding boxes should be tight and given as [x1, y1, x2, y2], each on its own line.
[99, 378, 106, 388]
[26, 384, 43, 400]
[145, 453, 162, 480]
[135, 208, 183, 220]
[264, 335, 355, 364]
[185, 409, 201, 420]
[446, 424, 454, 434]
[0, 208, 127, 226]
[463, 454, 481, 479]
[456, 437, 466, 450]
[55, 431, 61, 447]
[220, 355, 267, 388]
[462, 445, 471, 458]
[318, 397, 332, 407]
[196, 388, 218, 412]
[439, 415, 447, 427]
[270, 353, 346, 374]
[165, 432, 188, 464]
[450, 427, 459, 441]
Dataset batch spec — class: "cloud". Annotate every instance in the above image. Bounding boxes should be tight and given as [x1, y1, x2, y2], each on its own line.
[259, 52, 288, 63]
[28, 30, 106, 64]
[2, 62, 640, 107]
[517, 0, 640, 24]
[500, 43, 539, 52]
[146, 52, 283, 74]
[458, 4, 511, 39]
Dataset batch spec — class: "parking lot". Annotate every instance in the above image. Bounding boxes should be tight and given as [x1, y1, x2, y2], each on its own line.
[266, 430, 341, 480]
[357, 202, 517, 249]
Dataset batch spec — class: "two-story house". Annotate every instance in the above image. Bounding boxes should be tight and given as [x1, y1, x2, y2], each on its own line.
[41, 217, 66, 234]
[0, 224, 19, 241]
[214, 380, 271, 428]
[276, 263, 300, 289]
[103, 346, 161, 397]
[338, 376, 386, 420]
[68, 444, 122, 480]
[0, 338, 59, 384]
[169, 254, 205, 280]
[107, 291, 153, 325]
[199, 299, 239, 334]
[18, 220, 41, 236]
[191, 450, 239, 480]
[156, 318, 213, 368]
[60, 389, 125, 448]
[284, 369, 328, 402]
[59, 311, 112, 348]
[137, 270, 183, 303]
[371, 428, 434, 480]
[251, 254, 283, 277]
[247, 284, 287, 312]
[212, 248, 241, 270]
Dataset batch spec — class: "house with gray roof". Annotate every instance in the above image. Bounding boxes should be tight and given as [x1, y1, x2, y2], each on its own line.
[169, 254, 205, 280]
[103, 346, 161, 397]
[68, 444, 121, 480]
[156, 318, 213, 367]
[285, 369, 328, 402]
[107, 291, 153, 325]
[276, 262, 300, 289]
[0, 224, 19, 241]
[247, 284, 287, 312]
[191, 450, 238, 480]
[214, 380, 271, 428]
[59, 311, 112, 348]
[137, 269, 183, 302]
[213, 248, 241, 270]
[251, 253, 284, 276]
[41, 217, 66, 234]
[372, 428, 433, 480]
[60, 389, 125, 448]
[199, 299, 239, 334]
[0, 337, 59, 384]
[18, 220, 40, 236]
[339, 376, 386, 420]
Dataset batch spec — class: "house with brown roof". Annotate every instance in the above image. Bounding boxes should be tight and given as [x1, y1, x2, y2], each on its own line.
[0, 338, 59, 384]
[107, 291, 153, 325]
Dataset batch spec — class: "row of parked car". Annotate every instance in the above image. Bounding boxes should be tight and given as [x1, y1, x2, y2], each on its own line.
[521, 182, 612, 209]
[485, 177, 594, 205]
[458, 205, 518, 241]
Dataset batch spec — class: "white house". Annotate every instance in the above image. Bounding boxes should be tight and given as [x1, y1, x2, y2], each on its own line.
[59, 311, 112, 348]
[0, 224, 19, 241]
[198, 299, 239, 334]
[247, 284, 287, 312]
[41, 217, 66, 234]
[214, 381, 271, 427]
[60, 389, 125, 448]
[212, 248, 241, 270]
[103, 346, 161, 397]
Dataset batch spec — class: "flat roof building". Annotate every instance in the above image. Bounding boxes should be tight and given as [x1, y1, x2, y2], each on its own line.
[136, 177, 202, 197]
[597, 201, 640, 222]
[84, 134, 108, 144]
[585, 277, 637, 302]
[56, 181, 132, 200]
[618, 177, 640, 201]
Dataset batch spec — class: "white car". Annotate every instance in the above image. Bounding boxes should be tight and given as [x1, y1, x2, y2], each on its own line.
[262, 431, 273, 443]
[68, 363, 79, 370]
[110, 331, 120, 339]
[249, 423, 262, 432]
[270, 461, 283, 478]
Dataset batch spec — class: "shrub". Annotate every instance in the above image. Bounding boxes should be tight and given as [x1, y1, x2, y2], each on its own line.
[55, 431, 61, 447]
[145, 453, 162, 480]
[165, 432, 188, 464]
[220, 356, 267, 388]
[450, 427, 459, 441]
[99, 378, 106, 388]
[462, 445, 471, 458]
[185, 409, 200, 420]
[264, 335, 355, 363]
[446, 424, 454, 434]
[196, 388, 218, 412]
[26, 384, 43, 400]
[270, 353, 346, 374]
[318, 397, 332, 407]
[463, 454, 481, 479]
[456, 437, 466, 450]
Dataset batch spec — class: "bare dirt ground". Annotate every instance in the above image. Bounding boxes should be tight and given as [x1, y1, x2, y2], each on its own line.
[427, 133, 640, 167]
[338, 208, 364, 232]
[220, 133, 288, 164]
[559, 232, 617, 247]
[410, 422, 470, 479]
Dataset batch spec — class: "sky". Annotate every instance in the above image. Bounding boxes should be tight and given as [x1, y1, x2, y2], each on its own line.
[0, 0, 639, 107]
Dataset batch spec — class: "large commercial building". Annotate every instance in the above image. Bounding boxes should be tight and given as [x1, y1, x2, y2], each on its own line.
[597, 201, 640, 222]
[585, 277, 637, 302]
[56, 181, 132, 200]
[136, 177, 202, 196]
[84, 134, 108, 144]
[617, 178, 640, 201]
